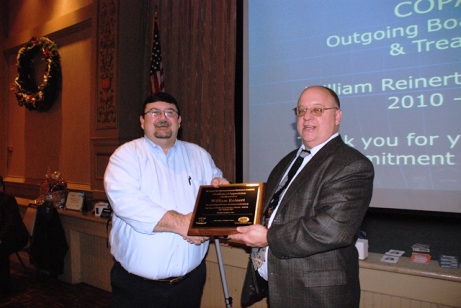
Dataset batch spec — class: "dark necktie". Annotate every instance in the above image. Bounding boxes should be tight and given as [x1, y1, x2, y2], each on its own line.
[264, 149, 310, 225]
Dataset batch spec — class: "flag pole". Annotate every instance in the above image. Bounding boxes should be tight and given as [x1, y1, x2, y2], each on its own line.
[214, 237, 233, 308]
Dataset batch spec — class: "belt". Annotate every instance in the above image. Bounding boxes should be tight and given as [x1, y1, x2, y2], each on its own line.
[140, 269, 193, 285]
[152, 274, 190, 285]
[115, 261, 198, 285]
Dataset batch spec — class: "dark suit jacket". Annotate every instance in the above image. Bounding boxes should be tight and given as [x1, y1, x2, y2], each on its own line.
[0, 193, 29, 255]
[265, 135, 374, 308]
[29, 202, 68, 277]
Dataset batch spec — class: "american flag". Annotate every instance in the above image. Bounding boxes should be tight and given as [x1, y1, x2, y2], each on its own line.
[149, 19, 164, 93]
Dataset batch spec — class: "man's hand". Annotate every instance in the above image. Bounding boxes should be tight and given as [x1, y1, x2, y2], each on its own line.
[183, 235, 209, 245]
[155, 211, 209, 245]
[211, 177, 230, 187]
[227, 224, 268, 248]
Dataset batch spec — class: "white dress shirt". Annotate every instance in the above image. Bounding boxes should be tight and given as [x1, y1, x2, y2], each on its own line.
[104, 137, 223, 280]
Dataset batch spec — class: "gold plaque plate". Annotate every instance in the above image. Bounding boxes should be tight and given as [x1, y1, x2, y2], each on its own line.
[188, 183, 265, 236]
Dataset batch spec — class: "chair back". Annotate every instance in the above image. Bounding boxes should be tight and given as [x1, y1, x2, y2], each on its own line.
[23, 205, 37, 236]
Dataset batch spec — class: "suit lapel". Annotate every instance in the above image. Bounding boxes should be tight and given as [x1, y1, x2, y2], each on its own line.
[263, 150, 297, 213]
[276, 136, 343, 212]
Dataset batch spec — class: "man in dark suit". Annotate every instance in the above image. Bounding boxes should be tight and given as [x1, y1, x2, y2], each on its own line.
[229, 86, 374, 307]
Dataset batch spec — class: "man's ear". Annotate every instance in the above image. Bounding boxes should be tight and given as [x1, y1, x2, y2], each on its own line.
[140, 115, 145, 129]
[335, 109, 342, 126]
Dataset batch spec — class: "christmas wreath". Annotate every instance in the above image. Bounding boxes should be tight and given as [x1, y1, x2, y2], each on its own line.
[10, 37, 62, 111]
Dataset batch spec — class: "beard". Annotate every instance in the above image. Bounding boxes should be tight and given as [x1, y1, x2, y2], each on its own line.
[153, 120, 173, 139]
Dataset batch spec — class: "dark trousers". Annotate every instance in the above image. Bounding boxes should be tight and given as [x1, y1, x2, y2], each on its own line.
[110, 260, 206, 308]
[0, 248, 11, 296]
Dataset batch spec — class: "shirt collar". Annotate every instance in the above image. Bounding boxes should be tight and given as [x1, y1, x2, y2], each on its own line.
[300, 132, 339, 157]
[144, 136, 178, 155]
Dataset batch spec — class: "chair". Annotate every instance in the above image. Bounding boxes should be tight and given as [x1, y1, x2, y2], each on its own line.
[14, 204, 37, 270]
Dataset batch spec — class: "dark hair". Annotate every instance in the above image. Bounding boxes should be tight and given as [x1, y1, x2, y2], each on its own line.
[141, 92, 181, 116]
[0, 176, 4, 189]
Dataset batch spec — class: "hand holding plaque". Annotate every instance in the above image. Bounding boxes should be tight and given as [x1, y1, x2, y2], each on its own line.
[188, 183, 265, 236]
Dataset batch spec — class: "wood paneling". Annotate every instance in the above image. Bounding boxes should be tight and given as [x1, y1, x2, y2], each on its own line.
[157, 0, 237, 182]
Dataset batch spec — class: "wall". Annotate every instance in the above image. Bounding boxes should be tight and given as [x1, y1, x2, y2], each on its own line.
[1, 0, 97, 197]
[1, 0, 238, 201]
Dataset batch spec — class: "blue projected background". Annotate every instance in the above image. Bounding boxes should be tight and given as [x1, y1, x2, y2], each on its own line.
[246, 1, 461, 213]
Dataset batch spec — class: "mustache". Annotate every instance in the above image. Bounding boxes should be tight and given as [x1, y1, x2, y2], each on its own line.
[154, 120, 171, 127]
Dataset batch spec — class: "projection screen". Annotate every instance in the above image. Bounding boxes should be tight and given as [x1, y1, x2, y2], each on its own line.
[243, 0, 461, 213]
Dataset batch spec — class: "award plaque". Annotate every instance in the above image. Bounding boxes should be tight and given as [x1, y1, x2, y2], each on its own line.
[188, 183, 265, 236]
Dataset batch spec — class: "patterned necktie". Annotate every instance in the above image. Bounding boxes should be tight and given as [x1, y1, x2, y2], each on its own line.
[251, 149, 311, 271]
[264, 149, 310, 225]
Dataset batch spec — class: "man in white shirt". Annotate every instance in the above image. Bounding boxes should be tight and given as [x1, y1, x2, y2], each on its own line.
[104, 92, 229, 307]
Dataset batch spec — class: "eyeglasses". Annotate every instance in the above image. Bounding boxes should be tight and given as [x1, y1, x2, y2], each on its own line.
[293, 106, 338, 117]
[144, 108, 179, 118]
